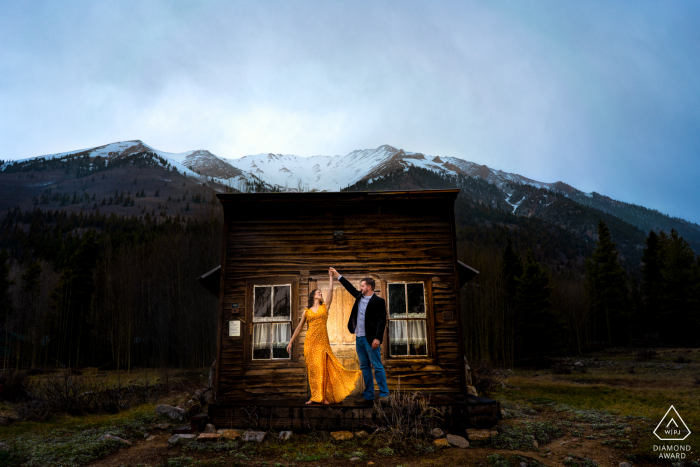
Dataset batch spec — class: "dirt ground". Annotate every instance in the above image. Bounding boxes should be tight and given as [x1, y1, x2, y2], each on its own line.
[87, 429, 635, 467]
[3, 348, 699, 467]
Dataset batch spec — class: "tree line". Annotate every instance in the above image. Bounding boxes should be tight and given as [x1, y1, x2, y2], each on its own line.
[461, 220, 700, 366]
[0, 201, 222, 371]
[1, 167, 698, 371]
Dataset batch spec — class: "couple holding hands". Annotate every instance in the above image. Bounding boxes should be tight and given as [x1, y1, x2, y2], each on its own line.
[286, 268, 389, 405]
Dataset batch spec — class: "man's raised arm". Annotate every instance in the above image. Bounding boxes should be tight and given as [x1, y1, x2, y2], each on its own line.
[329, 267, 360, 297]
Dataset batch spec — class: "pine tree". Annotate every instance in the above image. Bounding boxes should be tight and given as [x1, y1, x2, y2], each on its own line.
[50, 231, 99, 367]
[501, 238, 523, 303]
[640, 230, 663, 338]
[0, 250, 13, 326]
[21, 260, 41, 295]
[585, 220, 630, 345]
[515, 249, 564, 358]
[659, 229, 698, 343]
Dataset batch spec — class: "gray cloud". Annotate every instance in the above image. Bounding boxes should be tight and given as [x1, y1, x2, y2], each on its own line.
[1, 0, 699, 223]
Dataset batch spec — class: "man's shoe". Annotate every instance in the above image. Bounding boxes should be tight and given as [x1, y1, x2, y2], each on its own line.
[378, 396, 390, 404]
[354, 395, 373, 404]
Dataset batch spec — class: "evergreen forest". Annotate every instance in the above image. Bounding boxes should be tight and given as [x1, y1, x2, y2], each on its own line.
[0, 165, 698, 371]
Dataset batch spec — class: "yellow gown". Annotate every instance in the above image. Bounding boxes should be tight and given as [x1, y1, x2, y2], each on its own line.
[304, 303, 361, 403]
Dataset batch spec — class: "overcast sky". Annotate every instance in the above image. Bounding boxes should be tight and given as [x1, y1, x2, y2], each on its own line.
[1, 0, 699, 223]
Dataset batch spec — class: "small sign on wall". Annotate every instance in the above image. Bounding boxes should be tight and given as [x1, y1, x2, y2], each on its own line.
[229, 320, 241, 337]
[443, 311, 454, 321]
[231, 303, 239, 314]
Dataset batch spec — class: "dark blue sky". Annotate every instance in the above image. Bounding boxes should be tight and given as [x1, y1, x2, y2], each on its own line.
[1, 0, 699, 223]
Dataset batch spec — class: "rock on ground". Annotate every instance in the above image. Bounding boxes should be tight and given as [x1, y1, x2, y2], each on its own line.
[202, 388, 217, 404]
[446, 434, 469, 448]
[168, 434, 196, 444]
[278, 431, 293, 440]
[203, 424, 217, 433]
[330, 431, 353, 441]
[197, 433, 221, 442]
[430, 428, 445, 439]
[433, 438, 451, 448]
[99, 434, 132, 445]
[466, 429, 491, 441]
[155, 404, 187, 421]
[242, 430, 266, 443]
[354, 430, 369, 438]
[218, 429, 244, 440]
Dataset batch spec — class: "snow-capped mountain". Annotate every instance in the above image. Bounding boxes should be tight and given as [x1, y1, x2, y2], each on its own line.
[4, 140, 699, 243]
[2, 140, 248, 187]
[222, 144, 574, 193]
[3, 140, 576, 195]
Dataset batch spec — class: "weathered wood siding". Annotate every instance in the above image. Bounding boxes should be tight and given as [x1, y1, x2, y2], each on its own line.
[215, 191, 464, 401]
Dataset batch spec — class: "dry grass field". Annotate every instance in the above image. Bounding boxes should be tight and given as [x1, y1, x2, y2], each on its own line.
[0, 348, 697, 467]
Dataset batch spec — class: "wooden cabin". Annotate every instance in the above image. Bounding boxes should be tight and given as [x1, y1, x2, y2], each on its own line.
[202, 189, 499, 429]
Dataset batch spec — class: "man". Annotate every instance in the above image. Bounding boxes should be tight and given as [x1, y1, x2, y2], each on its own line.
[329, 267, 389, 403]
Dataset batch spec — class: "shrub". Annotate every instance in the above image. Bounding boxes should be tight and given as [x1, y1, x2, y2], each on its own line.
[0, 369, 33, 403]
[472, 361, 508, 395]
[487, 453, 512, 467]
[372, 389, 443, 446]
[377, 447, 395, 456]
[491, 421, 564, 450]
[14, 373, 164, 421]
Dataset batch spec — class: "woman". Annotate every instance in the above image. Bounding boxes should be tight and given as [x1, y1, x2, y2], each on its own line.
[287, 269, 360, 404]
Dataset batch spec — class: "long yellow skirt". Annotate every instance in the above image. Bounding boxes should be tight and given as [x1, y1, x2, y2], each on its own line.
[304, 304, 360, 403]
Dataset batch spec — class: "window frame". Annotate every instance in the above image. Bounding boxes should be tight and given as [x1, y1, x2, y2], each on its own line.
[382, 278, 435, 362]
[244, 279, 299, 365]
[251, 284, 293, 361]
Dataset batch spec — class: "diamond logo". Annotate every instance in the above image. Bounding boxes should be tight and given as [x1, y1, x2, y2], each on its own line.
[654, 406, 691, 441]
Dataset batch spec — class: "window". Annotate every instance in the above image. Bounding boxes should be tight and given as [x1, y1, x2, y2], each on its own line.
[388, 282, 428, 356]
[252, 285, 291, 360]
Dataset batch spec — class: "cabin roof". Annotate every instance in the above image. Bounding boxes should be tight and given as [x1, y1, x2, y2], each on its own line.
[216, 189, 460, 204]
[458, 261, 479, 287]
[197, 265, 221, 297]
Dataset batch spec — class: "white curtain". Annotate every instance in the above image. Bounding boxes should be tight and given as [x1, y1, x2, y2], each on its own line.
[408, 320, 427, 347]
[253, 323, 270, 349]
[272, 323, 291, 348]
[390, 320, 408, 345]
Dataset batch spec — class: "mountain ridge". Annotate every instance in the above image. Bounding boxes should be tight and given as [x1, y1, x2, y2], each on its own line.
[3, 140, 698, 247]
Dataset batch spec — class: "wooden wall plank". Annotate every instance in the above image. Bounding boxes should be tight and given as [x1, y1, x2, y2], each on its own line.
[216, 191, 465, 400]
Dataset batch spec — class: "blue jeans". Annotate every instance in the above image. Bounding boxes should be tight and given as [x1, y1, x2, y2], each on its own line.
[355, 336, 389, 400]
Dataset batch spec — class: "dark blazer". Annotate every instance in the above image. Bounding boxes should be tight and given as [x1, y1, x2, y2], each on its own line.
[339, 276, 387, 344]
